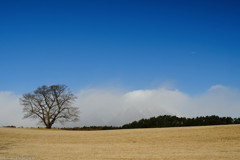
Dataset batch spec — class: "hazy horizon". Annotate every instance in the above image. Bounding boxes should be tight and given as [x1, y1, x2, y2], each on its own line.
[1, 84, 240, 128]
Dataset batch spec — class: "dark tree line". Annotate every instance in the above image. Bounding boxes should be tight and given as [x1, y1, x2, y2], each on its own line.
[61, 115, 240, 131]
[122, 115, 240, 129]
[62, 126, 121, 131]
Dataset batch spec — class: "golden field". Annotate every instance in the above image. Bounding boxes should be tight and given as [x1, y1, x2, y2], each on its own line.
[0, 125, 240, 160]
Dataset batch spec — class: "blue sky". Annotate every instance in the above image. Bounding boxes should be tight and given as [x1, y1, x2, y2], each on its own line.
[0, 0, 240, 95]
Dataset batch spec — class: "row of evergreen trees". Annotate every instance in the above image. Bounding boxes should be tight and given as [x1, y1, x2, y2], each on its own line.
[121, 115, 240, 129]
[61, 115, 240, 130]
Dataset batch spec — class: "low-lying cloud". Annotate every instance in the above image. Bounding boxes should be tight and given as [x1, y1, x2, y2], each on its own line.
[0, 92, 35, 127]
[0, 85, 240, 127]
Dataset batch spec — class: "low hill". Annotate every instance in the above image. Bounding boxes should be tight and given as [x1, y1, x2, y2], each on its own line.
[0, 125, 240, 160]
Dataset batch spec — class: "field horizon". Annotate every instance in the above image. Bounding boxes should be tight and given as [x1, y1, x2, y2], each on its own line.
[1, 124, 240, 160]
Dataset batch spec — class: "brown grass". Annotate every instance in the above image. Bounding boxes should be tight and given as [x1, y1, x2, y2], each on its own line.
[0, 125, 240, 160]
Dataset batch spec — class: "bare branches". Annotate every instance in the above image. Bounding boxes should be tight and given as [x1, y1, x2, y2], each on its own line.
[20, 84, 80, 128]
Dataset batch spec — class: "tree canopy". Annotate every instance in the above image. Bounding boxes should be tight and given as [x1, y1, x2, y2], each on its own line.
[20, 84, 79, 128]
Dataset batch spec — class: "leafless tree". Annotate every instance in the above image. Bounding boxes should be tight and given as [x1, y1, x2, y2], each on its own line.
[20, 85, 79, 128]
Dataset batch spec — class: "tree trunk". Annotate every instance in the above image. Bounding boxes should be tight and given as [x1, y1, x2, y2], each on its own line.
[46, 124, 52, 129]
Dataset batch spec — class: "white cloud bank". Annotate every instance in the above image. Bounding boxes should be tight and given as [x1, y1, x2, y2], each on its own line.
[0, 85, 240, 127]
[0, 92, 35, 127]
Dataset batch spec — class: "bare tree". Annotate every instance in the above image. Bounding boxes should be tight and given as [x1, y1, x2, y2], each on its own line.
[20, 85, 79, 128]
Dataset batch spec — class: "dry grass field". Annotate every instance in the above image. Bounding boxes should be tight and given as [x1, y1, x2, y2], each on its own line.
[0, 125, 240, 160]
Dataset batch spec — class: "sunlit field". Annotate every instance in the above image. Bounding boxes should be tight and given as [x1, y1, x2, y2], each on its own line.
[0, 125, 240, 160]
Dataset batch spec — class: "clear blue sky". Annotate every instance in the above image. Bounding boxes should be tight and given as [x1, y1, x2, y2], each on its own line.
[0, 0, 240, 95]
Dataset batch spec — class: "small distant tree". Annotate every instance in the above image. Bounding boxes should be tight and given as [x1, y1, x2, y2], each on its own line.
[20, 85, 79, 128]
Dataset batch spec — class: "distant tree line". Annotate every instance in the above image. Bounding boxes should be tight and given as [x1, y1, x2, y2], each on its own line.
[61, 115, 240, 131]
[61, 126, 121, 131]
[4, 115, 240, 130]
[121, 115, 240, 129]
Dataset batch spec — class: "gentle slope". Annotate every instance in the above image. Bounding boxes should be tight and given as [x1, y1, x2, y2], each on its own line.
[0, 125, 240, 160]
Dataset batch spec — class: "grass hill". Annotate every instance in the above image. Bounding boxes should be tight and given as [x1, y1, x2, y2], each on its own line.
[0, 125, 240, 160]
